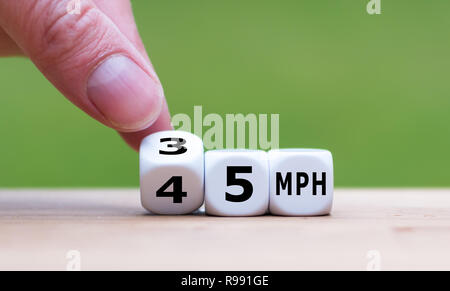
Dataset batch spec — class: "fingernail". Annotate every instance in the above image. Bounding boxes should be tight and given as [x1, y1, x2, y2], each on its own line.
[87, 55, 163, 131]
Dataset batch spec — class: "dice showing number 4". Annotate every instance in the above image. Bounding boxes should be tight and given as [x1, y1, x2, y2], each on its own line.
[140, 131, 204, 214]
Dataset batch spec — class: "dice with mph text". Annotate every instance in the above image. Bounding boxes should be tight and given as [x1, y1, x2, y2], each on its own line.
[268, 149, 333, 216]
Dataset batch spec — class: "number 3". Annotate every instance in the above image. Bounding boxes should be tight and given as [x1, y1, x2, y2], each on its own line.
[159, 138, 187, 155]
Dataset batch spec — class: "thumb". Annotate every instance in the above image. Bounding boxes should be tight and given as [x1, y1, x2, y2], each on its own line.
[0, 0, 164, 132]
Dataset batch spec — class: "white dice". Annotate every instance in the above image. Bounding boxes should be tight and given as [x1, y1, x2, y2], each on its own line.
[268, 149, 333, 216]
[205, 150, 269, 216]
[140, 131, 334, 216]
[140, 130, 204, 214]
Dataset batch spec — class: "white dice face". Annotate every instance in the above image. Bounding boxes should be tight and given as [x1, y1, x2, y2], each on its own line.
[268, 149, 333, 216]
[205, 150, 269, 216]
[140, 130, 204, 214]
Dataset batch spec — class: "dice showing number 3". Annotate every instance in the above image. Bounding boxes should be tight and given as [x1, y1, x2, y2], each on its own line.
[140, 131, 204, 214]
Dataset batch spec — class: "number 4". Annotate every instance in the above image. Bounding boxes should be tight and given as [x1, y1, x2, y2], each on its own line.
[156, 176, 187, 203]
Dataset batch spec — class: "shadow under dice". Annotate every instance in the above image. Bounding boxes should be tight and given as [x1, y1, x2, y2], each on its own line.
[140, 130, 204, 214]
[268, 149, 334, 216]
[205, 150, 269, 216]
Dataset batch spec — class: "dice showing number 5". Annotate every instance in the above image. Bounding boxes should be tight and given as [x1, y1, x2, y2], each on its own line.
[140, 131, 204, 214]
[205, 150, 269, 216]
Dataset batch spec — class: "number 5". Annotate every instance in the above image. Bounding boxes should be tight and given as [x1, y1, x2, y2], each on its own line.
[226, 166, 253, 202]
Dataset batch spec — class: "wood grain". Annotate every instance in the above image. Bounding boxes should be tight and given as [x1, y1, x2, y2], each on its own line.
[0, 189, 449, 270]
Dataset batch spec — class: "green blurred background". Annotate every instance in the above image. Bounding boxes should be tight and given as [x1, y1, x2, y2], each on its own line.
[0, 0, 449, 187]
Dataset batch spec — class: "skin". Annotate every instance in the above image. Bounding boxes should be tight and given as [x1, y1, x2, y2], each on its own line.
[0, 0, 173, 151]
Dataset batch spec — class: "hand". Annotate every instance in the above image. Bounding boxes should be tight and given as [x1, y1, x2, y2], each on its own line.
[0, 0, 172, 151]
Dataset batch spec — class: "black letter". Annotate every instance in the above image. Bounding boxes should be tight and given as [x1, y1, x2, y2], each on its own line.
[296, 172, 309, 195]
[312, 172, 326, 195]
[276, 172, 292, 195]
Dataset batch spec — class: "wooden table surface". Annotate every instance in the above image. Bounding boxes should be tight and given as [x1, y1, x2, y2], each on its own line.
[0, 189, 449, 271]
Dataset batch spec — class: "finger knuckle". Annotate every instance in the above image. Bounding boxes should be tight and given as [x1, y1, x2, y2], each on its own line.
[32, 1, 108, 71]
